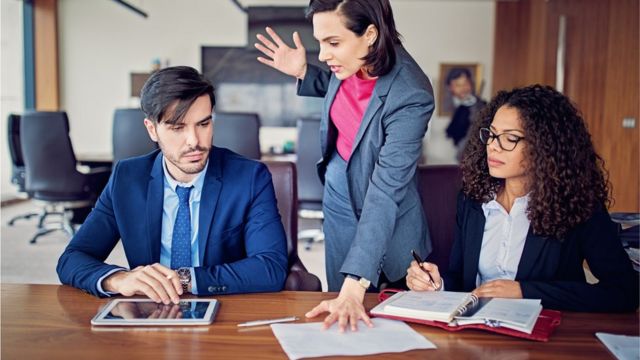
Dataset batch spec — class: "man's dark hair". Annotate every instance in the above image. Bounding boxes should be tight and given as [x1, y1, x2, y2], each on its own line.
[306, 0, 401, 77]
[446, 67, 473, 86]
[140, 66, 215, 125]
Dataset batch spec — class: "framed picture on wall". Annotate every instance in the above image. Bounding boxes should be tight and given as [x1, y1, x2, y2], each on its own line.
[438, 63, 483, 117]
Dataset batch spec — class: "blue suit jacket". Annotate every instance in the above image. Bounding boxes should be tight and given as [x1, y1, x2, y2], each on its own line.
[57, 148, 288, 297]
[297, 45, 434, 284]
[444, 193, 639, 312]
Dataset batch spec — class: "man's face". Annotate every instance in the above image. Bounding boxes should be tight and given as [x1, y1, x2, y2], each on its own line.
[448, 75, 473, 100]
[144, 94, 213, 183]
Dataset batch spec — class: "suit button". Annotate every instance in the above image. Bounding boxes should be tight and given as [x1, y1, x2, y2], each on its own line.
[222, 286, 227, 291]
[208, 286, 215, 292]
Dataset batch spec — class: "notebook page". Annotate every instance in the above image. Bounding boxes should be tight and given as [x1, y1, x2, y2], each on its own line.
[383, 291, 473, 322]
[465, 298, 542, 332]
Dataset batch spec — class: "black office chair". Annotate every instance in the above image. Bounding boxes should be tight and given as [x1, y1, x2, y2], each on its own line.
[6, 114, 39, 225]
[20, 111, 111, 243]
[417, 165, 462, 272]
[213, 112, 261, 159]
[112, 108, 157, 163]
[264, 161, 322, 291]
[296, 117, 324, 250]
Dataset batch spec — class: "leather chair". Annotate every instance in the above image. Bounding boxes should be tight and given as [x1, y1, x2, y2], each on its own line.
[20, 111, 111, 243]
[6, 114, 39, 225]
[417, 165, 462, 272]
[296, 117, 324, 250]
[263, 161, 322, 291]
[112, 108, 157, 163]
[213, 112, 261, 159]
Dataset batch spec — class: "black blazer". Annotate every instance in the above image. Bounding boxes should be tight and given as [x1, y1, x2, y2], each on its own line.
[443, 193, 639, 312]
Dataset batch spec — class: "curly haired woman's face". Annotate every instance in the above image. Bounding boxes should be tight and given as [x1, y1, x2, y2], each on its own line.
[487, 106, 528, 183]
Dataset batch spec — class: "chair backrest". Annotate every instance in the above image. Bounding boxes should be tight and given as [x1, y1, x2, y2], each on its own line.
[20, 111, 85, 195]
[263, 161, 298, 261]
[7, 114, 27, 191]
[213, 112, 261, 159]
[417, 165, 462, 272]
[296, 117, 323, 207]
[112, 108, 157, 163]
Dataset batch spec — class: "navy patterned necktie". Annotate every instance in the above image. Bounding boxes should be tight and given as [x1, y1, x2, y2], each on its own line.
[171, 186, 193, 269]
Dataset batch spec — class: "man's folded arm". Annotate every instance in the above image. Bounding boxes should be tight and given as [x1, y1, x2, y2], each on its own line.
[57, 170, 124, 297]
[194, 164, 288, 295]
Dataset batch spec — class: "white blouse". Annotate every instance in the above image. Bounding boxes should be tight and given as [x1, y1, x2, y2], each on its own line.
[477, 195, 531, 286]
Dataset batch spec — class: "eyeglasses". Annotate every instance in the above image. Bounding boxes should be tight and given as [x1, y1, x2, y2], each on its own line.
[479, 127, 525, 152]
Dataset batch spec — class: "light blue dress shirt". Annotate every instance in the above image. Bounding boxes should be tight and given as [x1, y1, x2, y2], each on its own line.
[97, 156, 208, 296]
[476, 194, 531, 286]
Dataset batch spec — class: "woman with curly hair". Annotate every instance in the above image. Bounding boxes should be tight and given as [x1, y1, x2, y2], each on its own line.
[405, 84, 638, 312]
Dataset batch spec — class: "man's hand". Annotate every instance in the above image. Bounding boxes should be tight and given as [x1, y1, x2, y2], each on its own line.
[472, 280, 523, 298]
[305, 277, 374, 333]
[102, 263, 183, 304]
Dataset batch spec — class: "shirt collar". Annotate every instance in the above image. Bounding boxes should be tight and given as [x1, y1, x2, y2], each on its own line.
[162, 155, 208, 201]
[482, 193, 530, 217]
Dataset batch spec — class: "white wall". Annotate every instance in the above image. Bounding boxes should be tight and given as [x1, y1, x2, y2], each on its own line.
[394, 1, 495, 164]
[0, 0, 494, 198]
[1, 0, 25, 199]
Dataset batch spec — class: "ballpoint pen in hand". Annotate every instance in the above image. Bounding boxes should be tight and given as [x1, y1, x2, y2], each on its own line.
[411, 249, 438, 290]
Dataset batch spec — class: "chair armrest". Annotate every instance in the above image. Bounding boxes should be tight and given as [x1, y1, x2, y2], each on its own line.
[285, 259, 322, 291]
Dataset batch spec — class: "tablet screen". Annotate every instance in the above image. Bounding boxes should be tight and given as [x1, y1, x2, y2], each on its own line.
[92, 299, 219, 326]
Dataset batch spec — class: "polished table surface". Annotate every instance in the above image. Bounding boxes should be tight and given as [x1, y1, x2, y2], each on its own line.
[2, 284, 638, 359]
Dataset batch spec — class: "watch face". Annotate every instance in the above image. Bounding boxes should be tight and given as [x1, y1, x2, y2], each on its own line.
[176, 268, 191, 280]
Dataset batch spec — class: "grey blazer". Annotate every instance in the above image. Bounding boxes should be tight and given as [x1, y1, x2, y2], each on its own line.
[297, 45, 435, 284]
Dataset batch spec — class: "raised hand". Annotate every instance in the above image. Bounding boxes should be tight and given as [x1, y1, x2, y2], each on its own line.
[255, 27, 308, 79]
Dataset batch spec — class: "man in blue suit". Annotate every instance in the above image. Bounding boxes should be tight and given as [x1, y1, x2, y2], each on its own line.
[57, 66, 288, 304]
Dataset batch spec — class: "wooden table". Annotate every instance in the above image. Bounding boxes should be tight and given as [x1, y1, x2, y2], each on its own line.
[2, 284, 637, 359]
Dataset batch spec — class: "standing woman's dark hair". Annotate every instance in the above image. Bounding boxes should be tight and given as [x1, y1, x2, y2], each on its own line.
[305, 0, 402, 77]
[461, 84, 611, 239]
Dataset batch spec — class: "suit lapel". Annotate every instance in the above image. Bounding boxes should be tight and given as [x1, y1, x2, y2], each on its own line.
[350, 47, 403, 158]
[516, 229, 549, 280]
[465, 202, 485, 289]
[146, 153, 164, 263]
[198, 150, 222, 265]
[320, 77, 342, 154]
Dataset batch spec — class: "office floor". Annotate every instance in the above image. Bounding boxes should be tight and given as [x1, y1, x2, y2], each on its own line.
[0, 200, 328, 291]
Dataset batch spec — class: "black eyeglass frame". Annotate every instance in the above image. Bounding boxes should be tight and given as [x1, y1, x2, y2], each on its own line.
[479, 127, 525, 152]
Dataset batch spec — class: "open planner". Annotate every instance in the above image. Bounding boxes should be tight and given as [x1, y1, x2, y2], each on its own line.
[371, 290, 562, 341]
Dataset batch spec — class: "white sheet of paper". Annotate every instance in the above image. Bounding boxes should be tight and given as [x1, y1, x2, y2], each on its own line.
[271, 318, 436, 360]
[595, 332, 640, 360]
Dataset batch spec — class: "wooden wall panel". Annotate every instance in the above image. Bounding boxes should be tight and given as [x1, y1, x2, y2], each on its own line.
[602, 0, 639, 211]
[33, 0, 59, 110]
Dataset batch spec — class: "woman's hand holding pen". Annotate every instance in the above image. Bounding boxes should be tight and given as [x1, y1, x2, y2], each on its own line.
[406, 261, 443, 292]
[255, 27, 308, 80]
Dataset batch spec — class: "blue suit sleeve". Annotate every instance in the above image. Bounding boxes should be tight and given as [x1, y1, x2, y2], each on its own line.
[56, 164, 125, 297]
[193, 163, 288, 295]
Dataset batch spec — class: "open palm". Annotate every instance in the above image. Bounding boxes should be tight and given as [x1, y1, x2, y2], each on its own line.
[255, 27, 308, 79]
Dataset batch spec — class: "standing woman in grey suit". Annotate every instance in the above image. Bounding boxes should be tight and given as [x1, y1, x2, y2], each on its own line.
[256, 0, 434, 331]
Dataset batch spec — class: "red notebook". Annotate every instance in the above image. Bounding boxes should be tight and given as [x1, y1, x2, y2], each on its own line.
[371, 289, 561, 342]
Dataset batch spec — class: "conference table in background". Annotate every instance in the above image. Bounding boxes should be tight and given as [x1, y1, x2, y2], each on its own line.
[2, 284, 638, 359]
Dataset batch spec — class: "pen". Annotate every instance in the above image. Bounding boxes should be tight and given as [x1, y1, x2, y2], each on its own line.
[411, 249, 438, 289]
[237, 316, 299, 327]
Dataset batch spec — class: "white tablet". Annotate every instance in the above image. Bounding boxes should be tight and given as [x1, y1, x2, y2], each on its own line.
[91, 298, 219, 326]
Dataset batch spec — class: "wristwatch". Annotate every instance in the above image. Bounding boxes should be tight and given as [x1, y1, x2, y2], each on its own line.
[176, 267, 192, 293]
[346, 274, 371, 290]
